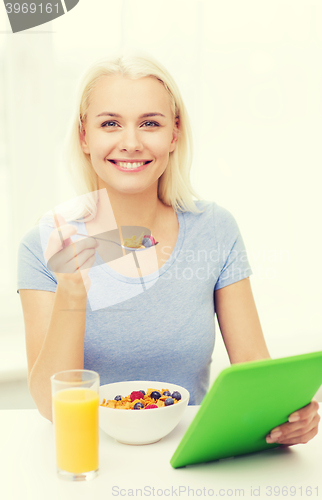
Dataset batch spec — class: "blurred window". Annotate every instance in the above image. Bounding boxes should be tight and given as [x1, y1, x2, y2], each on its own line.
[0, 19, 12, 299]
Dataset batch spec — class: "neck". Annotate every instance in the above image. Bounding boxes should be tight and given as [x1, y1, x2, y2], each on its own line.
[95, 180, 167, 233]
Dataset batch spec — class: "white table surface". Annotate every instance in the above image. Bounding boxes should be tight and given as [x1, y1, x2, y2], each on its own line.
[0, 406, 321, 500]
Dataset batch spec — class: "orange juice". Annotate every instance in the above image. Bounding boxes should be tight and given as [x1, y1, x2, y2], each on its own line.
[53, 388, 99, 473]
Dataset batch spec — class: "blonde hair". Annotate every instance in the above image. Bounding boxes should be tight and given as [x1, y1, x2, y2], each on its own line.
[64, 52, 203, 221]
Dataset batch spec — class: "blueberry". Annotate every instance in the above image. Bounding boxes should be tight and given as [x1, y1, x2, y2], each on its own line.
[134, 402, 144, 410]
[139, 390, 146, 396]
[171, 391, 181, 401]
[150, 391, 161, 400]
[142, 238, 153, 248]
[114, 395, 122, 401]
[164, 398, 174, 406]
[162, 391, 171, 397]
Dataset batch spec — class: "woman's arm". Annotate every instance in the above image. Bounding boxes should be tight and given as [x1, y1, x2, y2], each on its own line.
[214, 277, 320, 445]
[20, 288, 87, 422]
[214, 277, 270, 363]
[19, 215, 98, 422]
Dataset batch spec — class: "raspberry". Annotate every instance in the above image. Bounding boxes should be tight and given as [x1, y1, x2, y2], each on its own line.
[145, 404, 158, 409]
[130, 391, 144, 402]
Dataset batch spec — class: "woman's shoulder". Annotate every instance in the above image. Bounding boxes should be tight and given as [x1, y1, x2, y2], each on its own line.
[181, 200, 242, 248]
[18, 222, 53, 276]
[17, 215, 84, 293]
[185, 200, 238, 225]
[19, 224, 43, 254]
[17, 222, 57, 292]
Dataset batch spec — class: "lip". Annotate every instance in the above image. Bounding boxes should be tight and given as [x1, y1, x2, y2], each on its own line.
[107, 159, 152, 173]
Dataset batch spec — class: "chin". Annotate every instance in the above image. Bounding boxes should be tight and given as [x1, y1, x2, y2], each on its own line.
[106, 182, 153, 196]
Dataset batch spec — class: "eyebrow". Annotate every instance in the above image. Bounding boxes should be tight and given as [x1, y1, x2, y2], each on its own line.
[96, 112, 166, 119]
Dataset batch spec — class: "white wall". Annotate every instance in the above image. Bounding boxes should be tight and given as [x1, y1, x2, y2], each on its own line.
[0, 0, 321, 400]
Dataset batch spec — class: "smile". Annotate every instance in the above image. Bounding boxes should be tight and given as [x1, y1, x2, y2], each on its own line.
[108, 160, 152, 172]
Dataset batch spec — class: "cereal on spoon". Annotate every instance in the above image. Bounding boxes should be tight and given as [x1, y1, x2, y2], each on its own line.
[122, 233, 157, 249]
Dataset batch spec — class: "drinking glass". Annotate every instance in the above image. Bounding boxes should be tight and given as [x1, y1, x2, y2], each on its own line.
[51, 369, 100, 481]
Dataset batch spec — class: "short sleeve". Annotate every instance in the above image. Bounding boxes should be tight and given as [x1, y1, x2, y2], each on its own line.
[213, 205, 253, 291]
[17, 225, 57, 294]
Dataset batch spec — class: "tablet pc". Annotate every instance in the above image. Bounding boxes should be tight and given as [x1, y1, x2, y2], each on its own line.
[170, 351, 322, 468]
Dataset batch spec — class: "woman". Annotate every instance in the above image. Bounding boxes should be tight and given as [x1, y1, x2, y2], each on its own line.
[17, 53, 319, 445]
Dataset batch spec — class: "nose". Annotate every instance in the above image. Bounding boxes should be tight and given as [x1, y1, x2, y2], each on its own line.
[118, 126, 143, 153]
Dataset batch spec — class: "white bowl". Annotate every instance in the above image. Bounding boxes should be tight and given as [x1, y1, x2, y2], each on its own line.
[99, 380, 190, 445]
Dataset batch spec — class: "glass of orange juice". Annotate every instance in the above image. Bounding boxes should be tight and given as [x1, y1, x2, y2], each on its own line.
[51, 369, 100, 481]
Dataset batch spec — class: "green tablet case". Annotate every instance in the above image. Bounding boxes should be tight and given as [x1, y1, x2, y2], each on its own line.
[170, 351, 322, 468]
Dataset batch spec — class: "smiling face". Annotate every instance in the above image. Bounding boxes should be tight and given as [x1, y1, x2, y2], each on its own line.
[79, 74, 178, 196]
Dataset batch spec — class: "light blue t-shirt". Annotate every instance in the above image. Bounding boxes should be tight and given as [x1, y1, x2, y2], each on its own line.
[17, 201, 252, 405]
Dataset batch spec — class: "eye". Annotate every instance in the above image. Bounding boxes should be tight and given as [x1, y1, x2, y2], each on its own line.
[142, 121, 159, 128]
[101, 121, 119, 128]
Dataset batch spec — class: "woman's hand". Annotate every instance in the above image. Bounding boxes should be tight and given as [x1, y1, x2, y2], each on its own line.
[44, 213, 98, 296]
[214, 280, 320, 448]
[266, 399, 320, 445]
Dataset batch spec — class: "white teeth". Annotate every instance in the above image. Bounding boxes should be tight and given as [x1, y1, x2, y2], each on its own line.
[116, 161, 145, 169]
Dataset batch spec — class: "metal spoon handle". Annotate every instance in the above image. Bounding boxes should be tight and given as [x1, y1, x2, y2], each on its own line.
[76, 233, 123, 246]
[76, 232, 158, 251]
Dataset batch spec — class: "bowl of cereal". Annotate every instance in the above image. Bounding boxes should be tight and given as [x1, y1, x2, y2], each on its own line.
[99, 381, 190, 445]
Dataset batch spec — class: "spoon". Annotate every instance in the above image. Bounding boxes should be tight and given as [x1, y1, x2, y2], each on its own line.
[48, 214, 158, 252]
[75, 233, 159, 252]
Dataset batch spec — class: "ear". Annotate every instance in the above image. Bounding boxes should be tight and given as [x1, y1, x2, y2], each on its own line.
[79, 122, 90, 154]
[169, 117, 179, 153]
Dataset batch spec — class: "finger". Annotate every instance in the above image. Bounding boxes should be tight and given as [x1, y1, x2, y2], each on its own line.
[54, 237, 98, 265]
[73, 248, 97, 272]
[55, 224, 78, 250]
[277, 414, 320, 441]
[53, 211, 71, 248]
[48, 251, 77, 274]
[71, 237, 99, 257]
[288, 399, 320, 423]
[269, 400, 319, 435]
[266, 413, 320, 443]
[270, 413, 316, 436]
[45, 224, 78, 262]
[53, 211, 66, 227]
[49, 245, 97, 274]
[46, 234, 98, 271]
[75, 252, 97, 273]
[277, 426, 319, 445]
